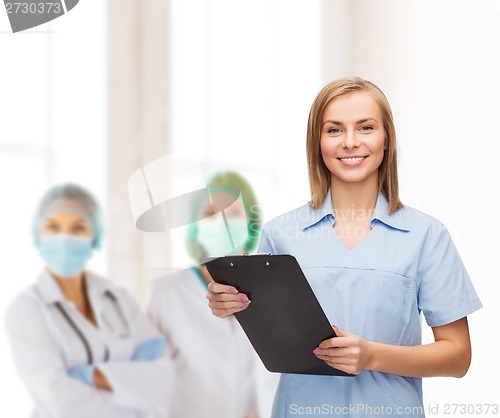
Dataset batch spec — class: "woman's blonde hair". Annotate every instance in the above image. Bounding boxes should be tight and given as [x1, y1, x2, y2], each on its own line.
[306, 76, 403, 213]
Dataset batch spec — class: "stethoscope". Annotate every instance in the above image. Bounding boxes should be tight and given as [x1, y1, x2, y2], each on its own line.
[54, 290, 129, 365]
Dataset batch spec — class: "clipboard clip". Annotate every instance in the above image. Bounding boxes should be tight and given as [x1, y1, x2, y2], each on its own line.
[203, 253, 273, 267]
[241, 253, 272, 266]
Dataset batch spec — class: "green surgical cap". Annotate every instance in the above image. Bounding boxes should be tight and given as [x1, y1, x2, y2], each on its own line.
[186, 171, 262, 263]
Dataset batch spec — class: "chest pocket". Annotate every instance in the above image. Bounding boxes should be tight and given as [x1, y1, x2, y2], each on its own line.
[303, 267, 419, 345]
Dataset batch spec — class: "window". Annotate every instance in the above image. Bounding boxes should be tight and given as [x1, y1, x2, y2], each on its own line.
[0, 3, 105, 414]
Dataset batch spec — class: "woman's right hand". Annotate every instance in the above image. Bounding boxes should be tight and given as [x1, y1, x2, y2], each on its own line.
[207, 281, 251, 318]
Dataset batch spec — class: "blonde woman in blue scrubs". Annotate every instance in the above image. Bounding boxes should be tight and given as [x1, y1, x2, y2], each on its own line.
[207, 77, 482, 418]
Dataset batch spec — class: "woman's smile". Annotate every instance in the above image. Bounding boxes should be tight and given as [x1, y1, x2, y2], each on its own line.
[337, 155, 369, 167]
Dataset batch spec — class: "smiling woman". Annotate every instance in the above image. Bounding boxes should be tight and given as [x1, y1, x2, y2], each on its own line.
[320, 93, 386, 196]
[206, 76, 483, 418]
[306, 78, 403, 214]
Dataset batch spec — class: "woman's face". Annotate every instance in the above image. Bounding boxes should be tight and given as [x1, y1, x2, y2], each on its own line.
[198, 191, 246, 220]
[39, 211, 93, 238]
[320, 91, 386, 186]
[195, 191, 249, 255]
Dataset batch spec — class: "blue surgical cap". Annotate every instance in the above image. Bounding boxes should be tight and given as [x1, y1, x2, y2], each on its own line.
[32, 183, 104, 249]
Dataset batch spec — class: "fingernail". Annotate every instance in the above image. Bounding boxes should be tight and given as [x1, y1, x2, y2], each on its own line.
[313, 348, 319, 355]
[319, 343, 324, 348]
[230, 288, 238, 294]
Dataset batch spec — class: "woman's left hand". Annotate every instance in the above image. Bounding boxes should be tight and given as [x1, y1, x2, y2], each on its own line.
[313, 325, 374, 375]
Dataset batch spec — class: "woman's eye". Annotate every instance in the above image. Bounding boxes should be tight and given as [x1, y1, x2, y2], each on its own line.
[327, 128, 341, 134]
[201, 208, 214, 217]
[227, 209, 245, 218]
[360, 125, 373, 131]
[45, 224, 58, 231]
[72, 225, 89, 233]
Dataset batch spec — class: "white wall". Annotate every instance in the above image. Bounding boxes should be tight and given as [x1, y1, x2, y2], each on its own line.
[169, 0, 323, 222]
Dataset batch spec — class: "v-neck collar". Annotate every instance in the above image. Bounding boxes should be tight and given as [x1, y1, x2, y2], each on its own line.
[299, 189, 410, 233]
[37, 270, 114, 306]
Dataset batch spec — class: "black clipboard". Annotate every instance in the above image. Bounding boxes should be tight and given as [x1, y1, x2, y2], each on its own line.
[204, 254, 353, 376]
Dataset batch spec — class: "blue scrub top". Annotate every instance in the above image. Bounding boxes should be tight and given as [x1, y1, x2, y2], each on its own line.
[258, 190, 482, 418]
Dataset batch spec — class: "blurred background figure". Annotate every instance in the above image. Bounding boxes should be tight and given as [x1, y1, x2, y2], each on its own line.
[5, 183, 171, 418]
[147, 171, 261, 418]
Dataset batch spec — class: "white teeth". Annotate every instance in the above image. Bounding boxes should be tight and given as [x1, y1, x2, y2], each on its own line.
[341, 157, 365, 162]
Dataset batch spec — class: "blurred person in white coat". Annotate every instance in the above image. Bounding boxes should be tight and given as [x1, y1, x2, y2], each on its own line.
[147, 171, 261, 418]
[5, 183, 172, 418]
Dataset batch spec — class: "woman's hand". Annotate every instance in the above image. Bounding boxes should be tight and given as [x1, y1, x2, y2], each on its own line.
[206, 281, 251, 318]
[313, 325, 374, 375]
[67, 365, 112, 391]
[93, 368, 112, 391]
[314, 319, 472, 378]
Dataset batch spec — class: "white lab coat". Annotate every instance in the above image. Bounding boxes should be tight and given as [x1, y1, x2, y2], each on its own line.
[147, 268, 259, 418]
[5, 270, 173, 418]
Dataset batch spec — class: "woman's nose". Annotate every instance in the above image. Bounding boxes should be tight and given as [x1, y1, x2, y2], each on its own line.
[342, 130, 359, 149]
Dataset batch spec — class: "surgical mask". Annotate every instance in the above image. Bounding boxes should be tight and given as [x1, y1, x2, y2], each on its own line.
[38, 234, 93, 278]
[197, 219, 249, 257]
